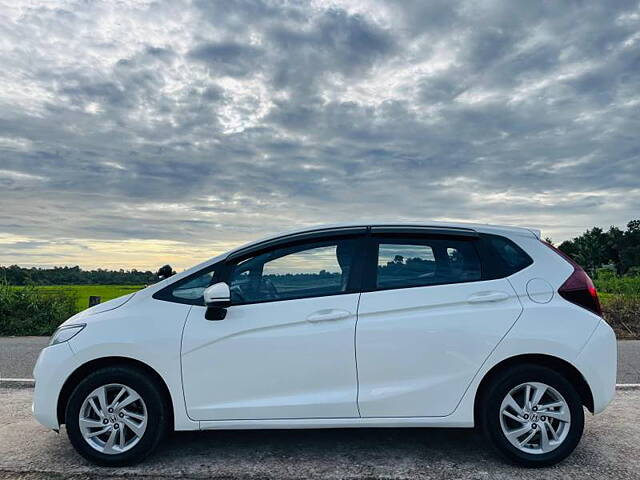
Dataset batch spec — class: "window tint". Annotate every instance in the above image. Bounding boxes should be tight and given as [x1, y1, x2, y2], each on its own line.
[377, 244, 435, 288]
[487, 236, 531, 270]
[229, 239, 358, 304]
[376, 238, 481, 289]
[479, 234, 533, 277]
[170, 270, 216, 301]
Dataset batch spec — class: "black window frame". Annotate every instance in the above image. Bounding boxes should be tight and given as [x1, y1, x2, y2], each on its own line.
[362, 231, 484, 292]
[153, 227, 534, 305]
[221, 231, 368, 306]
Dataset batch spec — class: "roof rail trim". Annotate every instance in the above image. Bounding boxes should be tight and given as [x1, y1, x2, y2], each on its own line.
[370, 225, 479, 237]
[226, 226, 368, 261]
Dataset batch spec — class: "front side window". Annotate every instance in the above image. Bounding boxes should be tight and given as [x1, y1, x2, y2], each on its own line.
[228, 239, 358, 304]
[153, 266, 219, 305]
[171, 270, 217, 300]
[376, 238, 481, 289]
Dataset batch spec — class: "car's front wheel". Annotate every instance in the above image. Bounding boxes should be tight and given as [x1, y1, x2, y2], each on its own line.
[65, 365, 169, 466]
[480, 364, 585, 467]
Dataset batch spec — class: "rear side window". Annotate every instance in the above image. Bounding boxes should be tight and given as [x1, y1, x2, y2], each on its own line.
[375, 238, 481, 289]
[477, 234, 533, 278]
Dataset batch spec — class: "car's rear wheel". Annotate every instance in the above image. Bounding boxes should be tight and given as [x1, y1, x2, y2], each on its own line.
[480, 364, 584, 467]
[65, 365, 169, 466]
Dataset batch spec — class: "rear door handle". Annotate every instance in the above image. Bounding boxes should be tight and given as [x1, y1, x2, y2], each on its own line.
[306, 309, 351, 323]
[467, 291, 510, 304]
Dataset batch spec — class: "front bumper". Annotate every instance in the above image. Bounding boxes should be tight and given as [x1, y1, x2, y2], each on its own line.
[575, 319, 617, 414]
[32, 342, 76, 430]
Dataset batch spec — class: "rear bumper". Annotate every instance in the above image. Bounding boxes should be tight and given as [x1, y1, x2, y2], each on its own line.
[32, 342, 76, 430]
[575, 319, 617, 414]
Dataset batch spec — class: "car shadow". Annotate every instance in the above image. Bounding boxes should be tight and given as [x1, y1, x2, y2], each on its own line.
[153, 427, 501, 472]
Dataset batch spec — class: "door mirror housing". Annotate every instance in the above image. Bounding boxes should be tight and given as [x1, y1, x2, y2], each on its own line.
[203, 282, 231, 307]
[203, 282, 231, 321]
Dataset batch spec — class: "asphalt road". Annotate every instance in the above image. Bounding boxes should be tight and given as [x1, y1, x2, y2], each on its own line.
[1, 386, 639, 479]
[0, 337, 50, 380]
[1, 336, 639, 383]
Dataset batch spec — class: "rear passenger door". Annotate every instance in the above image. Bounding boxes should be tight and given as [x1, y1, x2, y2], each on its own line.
[355, 229, 525, 417]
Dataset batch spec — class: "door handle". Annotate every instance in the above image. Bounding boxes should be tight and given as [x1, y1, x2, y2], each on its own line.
[467, 291, 510, 304]
[306, 309, 351, 323]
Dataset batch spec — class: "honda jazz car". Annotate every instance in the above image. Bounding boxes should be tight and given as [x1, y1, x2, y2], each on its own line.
[32, 222, 617, 467]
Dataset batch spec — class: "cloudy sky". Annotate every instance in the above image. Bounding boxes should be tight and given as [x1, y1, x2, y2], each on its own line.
[1, 0, 639, 270]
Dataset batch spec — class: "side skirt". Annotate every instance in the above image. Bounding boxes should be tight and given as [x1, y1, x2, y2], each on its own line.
[199, 417, 474, 430]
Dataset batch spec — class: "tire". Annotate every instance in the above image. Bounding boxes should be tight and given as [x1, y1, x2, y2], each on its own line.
[65, 365, 169, 466]
[479, 364, 585, 467]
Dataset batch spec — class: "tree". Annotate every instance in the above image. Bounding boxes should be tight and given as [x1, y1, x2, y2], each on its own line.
[558, 220, 640, 274]
[619, 221, 640, 273]
[575, 227, 609, 274]
[156, 265, 175, 280]
[627, 220, 640, 233]
[606, 226, 625, 274]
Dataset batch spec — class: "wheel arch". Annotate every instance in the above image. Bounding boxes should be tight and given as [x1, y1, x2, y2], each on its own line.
[57, 356, 175, 429]
[474, 353, 594, 421]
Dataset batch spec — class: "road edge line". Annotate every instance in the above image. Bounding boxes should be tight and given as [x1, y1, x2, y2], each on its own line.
[615, 383, 640, 390]
[0, 378, 35, 387]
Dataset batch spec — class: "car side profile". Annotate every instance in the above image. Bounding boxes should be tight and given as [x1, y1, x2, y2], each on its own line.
[32, 222, 617, 467]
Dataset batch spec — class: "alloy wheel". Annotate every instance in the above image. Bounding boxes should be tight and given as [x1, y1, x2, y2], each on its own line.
[78, 383, 148, 454]
[499, 381, 571, 454]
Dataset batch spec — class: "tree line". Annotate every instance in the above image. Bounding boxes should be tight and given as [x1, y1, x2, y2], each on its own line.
[556, 220, 640, 276]
[0, 265, 157, 285]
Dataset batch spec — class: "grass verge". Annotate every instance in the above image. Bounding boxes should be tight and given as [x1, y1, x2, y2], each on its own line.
[1, 284, 145, 336]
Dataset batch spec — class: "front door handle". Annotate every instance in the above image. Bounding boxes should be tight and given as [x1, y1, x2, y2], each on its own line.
[306, 309, 351, 323]
[467, 291, 510, 304]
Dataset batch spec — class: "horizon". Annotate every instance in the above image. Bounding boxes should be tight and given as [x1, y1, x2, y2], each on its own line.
[2, 1, 639, 271]
[2, 217, 637, 272]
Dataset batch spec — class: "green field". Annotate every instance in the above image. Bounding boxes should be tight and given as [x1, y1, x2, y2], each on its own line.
[595, 275, 640, 296]
[14, 285, 145, 311]
[592, 275, 639, 339]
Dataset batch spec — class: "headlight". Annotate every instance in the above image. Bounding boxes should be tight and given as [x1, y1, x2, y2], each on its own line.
[49, 324, 86, 346]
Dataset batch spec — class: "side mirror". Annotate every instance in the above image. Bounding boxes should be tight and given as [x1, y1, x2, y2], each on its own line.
[203, 282, 231, 307]
[203, 282, 231, 321]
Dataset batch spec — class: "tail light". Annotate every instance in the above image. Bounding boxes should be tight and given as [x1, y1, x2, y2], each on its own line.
[558, 267, 602, 316]
[543, 241, 602, 316]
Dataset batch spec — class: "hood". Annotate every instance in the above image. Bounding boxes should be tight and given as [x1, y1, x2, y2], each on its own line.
[62, 292, 136, 325]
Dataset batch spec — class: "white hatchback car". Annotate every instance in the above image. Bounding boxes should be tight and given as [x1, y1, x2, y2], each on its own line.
[33, 222, 617, 467]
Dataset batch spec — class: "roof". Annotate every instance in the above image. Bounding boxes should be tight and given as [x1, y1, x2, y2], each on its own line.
[226, 220, 541, 258]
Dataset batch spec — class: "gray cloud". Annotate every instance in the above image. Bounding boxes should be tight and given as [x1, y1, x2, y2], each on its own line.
[189, 42, 264, 78]
[0, 0, 639, 269]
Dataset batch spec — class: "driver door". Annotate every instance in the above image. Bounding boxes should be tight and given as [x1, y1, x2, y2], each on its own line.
[181, 234, 364, 421]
